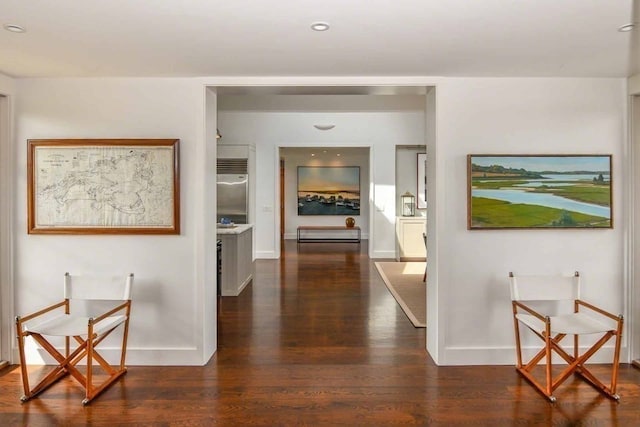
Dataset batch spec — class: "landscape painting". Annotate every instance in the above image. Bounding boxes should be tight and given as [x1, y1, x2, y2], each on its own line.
[467, 155, 612, 229]
[297, 166, 360, 216]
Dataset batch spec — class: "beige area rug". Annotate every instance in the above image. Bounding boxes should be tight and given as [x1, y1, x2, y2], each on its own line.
[375, 262, 426, 328]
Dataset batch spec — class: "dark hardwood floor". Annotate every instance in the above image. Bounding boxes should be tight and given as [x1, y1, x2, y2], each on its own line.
[1, 240, 640, 426]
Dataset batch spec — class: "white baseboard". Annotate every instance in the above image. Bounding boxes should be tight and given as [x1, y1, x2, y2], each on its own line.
[371, 250, 396, 259]
[255, 250, 278, 259]
[13, 346, 209, 366]
[440, 345, 629, 366]
[14, 345, 627, 367]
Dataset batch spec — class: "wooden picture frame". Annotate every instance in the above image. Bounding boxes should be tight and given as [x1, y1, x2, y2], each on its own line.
[467, 154, 612, 229]
[28, 139, 180, 234]
[417, 153, 427, 209]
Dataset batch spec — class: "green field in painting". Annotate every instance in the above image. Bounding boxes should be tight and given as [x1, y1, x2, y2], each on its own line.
[471, 179, 610, 207]
[533, 184, 610, 206]
[470, 197, 611, 228]
[471, 180, 528, 189]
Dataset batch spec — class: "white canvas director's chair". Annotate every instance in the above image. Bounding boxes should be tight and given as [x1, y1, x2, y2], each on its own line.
[508, 271, 623, 402]
[16, 273, 133, 405]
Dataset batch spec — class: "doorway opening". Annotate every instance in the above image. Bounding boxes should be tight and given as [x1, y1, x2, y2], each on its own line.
[212, 84, 435, 360]
[0, 94, 10, 367]
[632, 93, 640, 368]
[278, 146, 371, 251]
[280, 158, 285, 241]
[394, 145, 427, 263]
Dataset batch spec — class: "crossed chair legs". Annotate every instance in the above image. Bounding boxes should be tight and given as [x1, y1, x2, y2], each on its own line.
[16, 317, 130, 405]
[514, 320, 623, 402]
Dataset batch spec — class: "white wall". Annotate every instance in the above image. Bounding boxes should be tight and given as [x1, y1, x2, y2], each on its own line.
[7, 76, 630, 367]
[630, 73, 640, 361]
[218, 94, 426, 259]
[0, 74, 14, 92]
[630, 73, 640, 95]
[280, 147, 370, 239]
[0, 73, 16, 362]
[395, 146, 426, 217]
[13, 78, 214, 365]
[431, 78, 627, 364]
[425, 86, 440, 362]
[202, 87, 218, 361]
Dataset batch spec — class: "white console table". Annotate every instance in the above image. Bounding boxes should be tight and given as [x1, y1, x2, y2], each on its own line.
[217, 224, 254, 296]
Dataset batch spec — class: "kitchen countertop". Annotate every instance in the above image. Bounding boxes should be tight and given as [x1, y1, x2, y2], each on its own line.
[216, 223, 253, 235]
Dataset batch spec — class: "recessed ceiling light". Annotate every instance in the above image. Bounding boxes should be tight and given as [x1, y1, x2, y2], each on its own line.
[313, 124, 335, 130]
[618, 23, 635, 32]
[311, 153, 315, 157]
[336, 153, 341, 157]
[3, 23, 26, 33]
[311, 21, 330, 32]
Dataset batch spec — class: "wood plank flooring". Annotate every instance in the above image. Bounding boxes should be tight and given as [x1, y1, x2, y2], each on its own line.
[1, 240, 640, 426]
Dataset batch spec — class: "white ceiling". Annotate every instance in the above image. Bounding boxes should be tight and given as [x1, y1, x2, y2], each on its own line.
[0, 0, 637, 78]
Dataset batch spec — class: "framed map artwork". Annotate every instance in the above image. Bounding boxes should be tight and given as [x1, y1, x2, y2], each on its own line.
[27, 139, 180, 234]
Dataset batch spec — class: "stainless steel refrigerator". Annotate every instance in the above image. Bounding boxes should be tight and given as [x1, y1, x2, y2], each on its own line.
[216, 174, 248, 224]
[217, 158, 249, 224]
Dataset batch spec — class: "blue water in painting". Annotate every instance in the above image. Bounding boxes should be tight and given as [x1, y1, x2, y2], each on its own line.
[515, 174, 610, 187]
[472, 189, 610, 218]
[478, 174, 610, 187]
[298, 199, 360, 216]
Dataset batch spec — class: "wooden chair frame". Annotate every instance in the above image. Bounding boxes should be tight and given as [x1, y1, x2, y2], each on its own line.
[15, 273, 133, 405]
[509, 271, 623, 402]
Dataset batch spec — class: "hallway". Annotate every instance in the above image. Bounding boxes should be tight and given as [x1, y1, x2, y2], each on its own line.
[1, 240, 639, 425]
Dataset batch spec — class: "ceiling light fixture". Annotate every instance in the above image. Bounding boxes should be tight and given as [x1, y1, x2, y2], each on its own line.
[313, 124, 335, 130]
[311, 21, 330, 32]
[618, 23, 635, 32]
[3, 23, 26, 33]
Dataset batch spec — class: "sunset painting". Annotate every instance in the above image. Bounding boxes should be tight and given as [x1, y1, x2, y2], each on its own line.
[297, 166, 360, 216]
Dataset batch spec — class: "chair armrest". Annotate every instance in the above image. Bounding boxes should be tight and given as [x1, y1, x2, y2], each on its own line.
[90, 301, 131, 325]
[513, 301, 547, 322]
[576, 300, 622, 322]
[16, 300, 67, 324]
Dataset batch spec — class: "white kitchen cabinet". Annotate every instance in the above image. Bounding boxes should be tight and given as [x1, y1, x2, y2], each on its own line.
[217, 224, 254, 296]
[395, 217, 427, 261]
